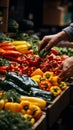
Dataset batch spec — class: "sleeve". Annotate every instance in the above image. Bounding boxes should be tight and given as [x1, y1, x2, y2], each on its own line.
[63, 23, 73, 41]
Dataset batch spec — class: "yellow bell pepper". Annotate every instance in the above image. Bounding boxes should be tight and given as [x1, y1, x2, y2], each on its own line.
[20, 100, 32, 115]
[43, 71, 54, 81]
[50, 86, 62, 96]
[29, 104, 42, 120]
[59, 81, 67, 90]
[31, 75, 42, 83]
[24, 114, 35, 124]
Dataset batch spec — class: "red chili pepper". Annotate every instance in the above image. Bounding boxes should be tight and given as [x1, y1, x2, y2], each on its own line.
[51, 48, 59, 55]
[2, 55, 19, 62]
[0, 48, 6, 56]
[2, 50, 22, 57]
[0, 42, 10, 47]
[1, 45, 16, 51]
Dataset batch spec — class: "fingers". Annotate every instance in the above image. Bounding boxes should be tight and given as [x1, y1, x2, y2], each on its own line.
[38, 38, 47, 52]
[59, 66, 73, 80]
[45, 42, 53, 51]
[38, 36, 51, 52]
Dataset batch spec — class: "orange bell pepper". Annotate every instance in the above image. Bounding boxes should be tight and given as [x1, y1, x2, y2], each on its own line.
[39, 80, 51, 91]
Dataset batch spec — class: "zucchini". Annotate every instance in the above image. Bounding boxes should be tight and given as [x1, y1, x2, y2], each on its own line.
[6, 72, 38, 91]
[0, 79, 31, 96]
[31, 87, 54, 103]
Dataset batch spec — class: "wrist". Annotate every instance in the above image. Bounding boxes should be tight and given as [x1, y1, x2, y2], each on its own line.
[57, 31, 69, 41]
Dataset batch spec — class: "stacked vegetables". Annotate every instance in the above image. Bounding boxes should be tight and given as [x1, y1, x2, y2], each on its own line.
[12, 40, 32, 54]
[0, 33, 69, 129]
[31, 68, 67, 97]
[0, 90, 45, 129]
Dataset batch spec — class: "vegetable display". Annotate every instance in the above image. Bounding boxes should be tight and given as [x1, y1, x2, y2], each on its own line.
[0, 110, 32, 130]
[0, 33, 69, 129]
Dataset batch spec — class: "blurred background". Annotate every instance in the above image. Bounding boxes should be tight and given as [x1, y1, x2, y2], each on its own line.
[0, 0, 73, 38]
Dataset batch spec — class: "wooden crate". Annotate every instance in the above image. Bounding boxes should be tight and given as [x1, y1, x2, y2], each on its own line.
[32, 112, 47, 130]
[67, 82, 73, 105]
[46, 86, 70, 128]
[0, 0, 9, 32]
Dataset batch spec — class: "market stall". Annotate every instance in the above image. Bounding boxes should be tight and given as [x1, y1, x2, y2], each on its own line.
[0, 32, 71, 130]
[0, 0, 73, 129]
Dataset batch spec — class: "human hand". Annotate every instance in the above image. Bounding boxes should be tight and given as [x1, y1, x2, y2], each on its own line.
[38, 34, 59, 52]
[38, 31, 69, 52]
[58, 57, 73, 80]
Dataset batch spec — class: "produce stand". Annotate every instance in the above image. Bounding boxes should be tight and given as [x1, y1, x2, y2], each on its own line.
[45, 86, 70, 128]
[0, 36, 72, 130]
[32, 112, 47, 130]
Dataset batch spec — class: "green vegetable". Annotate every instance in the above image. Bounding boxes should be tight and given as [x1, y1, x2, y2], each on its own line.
[39, 48, 50, 57]
[31, 87, 54, 103]
[54, 47, 73, 57]
[0, 56, 10, 66]
[0, 110, 32, 130]
[6, 72, 38, 90]
[21, 74, 38, 88]
[0, 90, 20, 103]
[15, 33, 30, 41]
[0, 33, 12, 42]
[0, 79, 31, 96]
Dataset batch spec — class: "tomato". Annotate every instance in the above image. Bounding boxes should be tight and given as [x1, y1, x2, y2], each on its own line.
[51, 48, 59, 55]
[61, 55, 69, 61]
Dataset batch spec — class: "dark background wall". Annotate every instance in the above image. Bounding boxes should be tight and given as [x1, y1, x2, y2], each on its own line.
[9, 0, 73, 34]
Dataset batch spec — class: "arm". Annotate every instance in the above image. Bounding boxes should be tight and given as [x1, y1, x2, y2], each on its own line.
[63, 23, 73, 42]
[38, 23, 73, 52]
[38, 30, 69, 51]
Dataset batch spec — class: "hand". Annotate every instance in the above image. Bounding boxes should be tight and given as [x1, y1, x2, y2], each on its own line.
[38, 31, 69, 52]
[58, 57, 73, 80]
